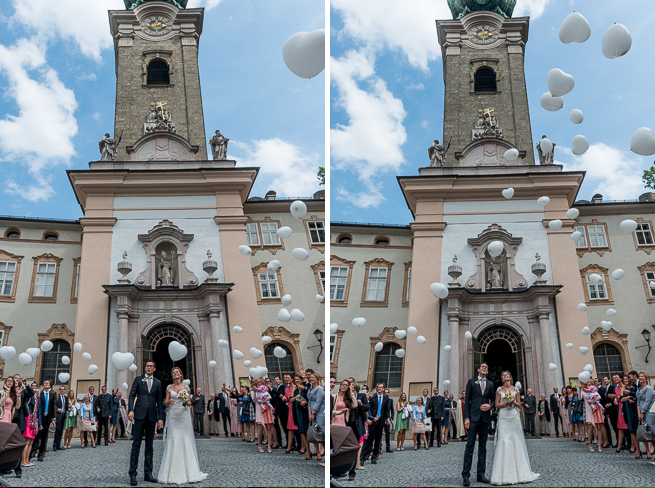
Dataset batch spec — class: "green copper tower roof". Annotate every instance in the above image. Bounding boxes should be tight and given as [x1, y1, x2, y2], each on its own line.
[447, 0, 516, 19]
[124, 0, 188, 10]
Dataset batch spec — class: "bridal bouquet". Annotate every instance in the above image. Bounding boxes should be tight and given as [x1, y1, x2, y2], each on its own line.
[503, 390, 516, 406]
[177, 389, 191, 406]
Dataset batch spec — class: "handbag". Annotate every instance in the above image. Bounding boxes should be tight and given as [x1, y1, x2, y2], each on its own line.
[307, 421, 324, 444]
[126, 420, 133, 436]
[637, 420, 654, 443]
[650, 401, 655, 414]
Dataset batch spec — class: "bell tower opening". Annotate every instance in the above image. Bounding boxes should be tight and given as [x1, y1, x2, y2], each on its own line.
[147, 59, 170, 85]
[474, 67, 497, 92]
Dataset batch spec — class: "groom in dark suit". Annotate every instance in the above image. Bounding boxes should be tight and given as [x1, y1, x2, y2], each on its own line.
[128, 361, 164, 486]
[462, 362, 494, 487]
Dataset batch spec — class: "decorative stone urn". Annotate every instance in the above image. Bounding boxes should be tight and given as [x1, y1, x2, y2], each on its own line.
[448, 255, 462, 287]
[203, 250, 218, 283]
[117, 251, 133, 284]
[531, 253, 547, 285]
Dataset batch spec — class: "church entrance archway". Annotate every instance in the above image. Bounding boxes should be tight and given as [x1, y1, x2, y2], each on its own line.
[142, 323, 195, 391]
[473, 326, 526, 390]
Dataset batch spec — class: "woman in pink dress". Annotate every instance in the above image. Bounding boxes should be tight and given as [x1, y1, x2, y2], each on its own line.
[559, 387, 571, 437]
[331, 380, 353, 427]
[229, 387, 240, 438]
[284, 378, 298, 453]
[0, 377, 19, 424]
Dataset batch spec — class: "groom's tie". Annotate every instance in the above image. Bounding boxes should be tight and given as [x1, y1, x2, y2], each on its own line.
[147, 376, 152, 393]
[480, 378, 485, 395]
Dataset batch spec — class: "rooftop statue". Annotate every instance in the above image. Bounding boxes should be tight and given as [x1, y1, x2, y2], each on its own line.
[124, 0, 188, 10]
[447, 0, 516, 20]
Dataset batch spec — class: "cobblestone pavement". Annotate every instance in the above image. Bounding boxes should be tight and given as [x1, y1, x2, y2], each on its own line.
[7, 437, 324, 487]
[345, 438, 655, 487]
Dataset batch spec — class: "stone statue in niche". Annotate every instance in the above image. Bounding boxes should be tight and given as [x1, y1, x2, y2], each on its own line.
[472, 108, 503, 140]
[428, 137, 451, 166]
[487, 257, 504, 290]
[209, 130, 229, 160]
[536, 135, 555, 165]
[145, 102, 176, 135]
[158, 250, 175, 286]
[99, 131, 122, 161]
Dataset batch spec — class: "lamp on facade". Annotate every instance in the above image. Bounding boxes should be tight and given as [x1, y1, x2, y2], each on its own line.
[307, 328, 324, 363]
[637, 328, 652, 363]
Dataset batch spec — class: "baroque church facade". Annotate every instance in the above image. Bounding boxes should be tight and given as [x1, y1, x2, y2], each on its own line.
[330, 6, 655, 414]
[0, 1, 325, 419]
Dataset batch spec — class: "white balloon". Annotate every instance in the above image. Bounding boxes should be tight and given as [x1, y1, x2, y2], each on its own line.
[0, 346, 16, 361]
[503, 148, 519, 161]
[260, 366, 269, 377]
[88, 364, 98, 375]
[606, 308, 617, 317]
[465, 331, 473, 340]
[61, 355, 70, 365]
[249, 367, 260, 379]
[168, 341, 188, 361]
[267, 260, 281, 272]
[566, 208, 580, 219]
[122, 382, 129, 390]
[276, 226, 293, 239]
[292, 248, 309, 261]
[273, 346, 287, 358]
[539, 138, 553, 154]
[394, 330, 407, 340]
[581, 327, 590, 335]
[584, 363, 594, 373]
[277, 308, 292, 322]
[283, 29, 325, 79]
[443, 380, 451, 386]
[620, 219, 638, 234]
[571, 135, 589, 155]
[570, 230, 582, 242]
[578, 371, 591, 383]
[537, 196, 550, 206]
[183, 379, 191, 386]
[487, 240, 504, 258]
[565, 343, 574, 349]
[58, 372, 70, 383]
[611, 269, 624, 280]
[352, 317, 366, 327]
[243, 360, 252, 367]
[111, 352, 135, 372]
[549, 219, 563, 231]
[26, 348, 40, 358]
[261, 336, 272, 344]
[330, 323, 339, 334]
[289, 200, 308, 219]
[569, 109, 584, 125]
[233, 350, 244, 360]
[281, 294, 293, 306]
[417, 336, 426, 345]
[588, 273, 603, 284]
[579, 346, 589, 355]
[630, 127, 655, 156]
[547, 68, 575, 97]
[515, 381, 522, 390]
[74, 342, 83, 353]
[238, 245, 252, 256]
[602, 23, 632, 59]
[601, 320, 613, 331]
[217, 339, 229, 348]
[444, 345, 452, 352]
[129, 363, 137, 372]
[502, 187, 514, 199]
[395, 348, 406, 358]
[540, 92, 564, 112]
[41, 341, 53, 352]
[209, 360, 217, 368]
[290, 308, 305, 322]
[408, 326, 417, 336]
[18, 353, 32, 366]
[375, 342, 384, 352]
[82, 353, 92, 362]
[250, 347, 263, 359]
[429, 282, 449, 299]
[559, 11, 591, 44]
[316, 294, 324, 302]
[549, 363, 558, 371]
[233, 326, 243, 334]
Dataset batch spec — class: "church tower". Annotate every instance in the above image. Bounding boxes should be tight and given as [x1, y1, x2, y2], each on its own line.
[109, 0, 208, 160]
[437, 0, 534, 165]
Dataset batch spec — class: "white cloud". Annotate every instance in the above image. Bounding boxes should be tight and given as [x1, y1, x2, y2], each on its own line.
[335, 184, 385, 209]
[93, 112, 102, 121]
[558, 143, 646, 201]
[231, 138, 322, 198]
[421, 120, 429, 129]
[513, 0, 551, 20]
[405, 82, 425, 91]
[187, 0, 222, 10]
[5, 176, 55, 203]
[77, 73, 97, 82]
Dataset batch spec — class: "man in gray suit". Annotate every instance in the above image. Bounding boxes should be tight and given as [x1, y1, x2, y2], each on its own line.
[191, 388, 205, 435]
[523, 389, 536, 436]
[427, 387, 444, 447]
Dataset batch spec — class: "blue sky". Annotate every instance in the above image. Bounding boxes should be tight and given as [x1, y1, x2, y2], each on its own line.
[330, 0, 655, 225]
[0, 0, 325, 220]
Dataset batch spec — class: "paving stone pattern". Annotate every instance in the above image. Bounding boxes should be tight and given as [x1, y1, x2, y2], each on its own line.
[8, 438, 323, 487]
[347, 438, 655, 487]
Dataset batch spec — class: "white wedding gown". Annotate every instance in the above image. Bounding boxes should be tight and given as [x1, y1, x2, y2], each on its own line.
[490, 387, 540, 486]
[158, 385, 208, 484]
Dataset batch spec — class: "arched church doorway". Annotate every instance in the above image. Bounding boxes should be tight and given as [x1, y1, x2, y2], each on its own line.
[473, 326, 526, 390]
[142, 323, 195, 391]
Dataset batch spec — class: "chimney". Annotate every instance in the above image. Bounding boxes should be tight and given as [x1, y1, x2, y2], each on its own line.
[591, 193, 603, 203]
[265, 191, 277, 201]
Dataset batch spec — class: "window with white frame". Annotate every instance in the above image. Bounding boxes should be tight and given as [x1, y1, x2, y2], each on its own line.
[573, 225, 587, 248]
[406, 268, 412, 302]
[258, 272, 280, 299]
[74, 264, 81, 299]
[246, 223, 260, 246]
[319, 270, 325, 294]
[260, 222, 280, 246]
[587, 225, 608, 248]
[366, 267, 388, 301]
[330, 266, 348, 300]
[307, 221, 325, 244]
[636, 223, 654, 246]
[586, 273, 607, 300]
[330, 335, 337, 362]
[0, 262, 16, 296]
[34, 263, 57, 297]
[646, 271, 655, 297]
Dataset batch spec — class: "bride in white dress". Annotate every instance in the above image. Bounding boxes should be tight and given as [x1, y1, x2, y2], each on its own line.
[491, 371, 540, 486]
[158, 367, 208, 484]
